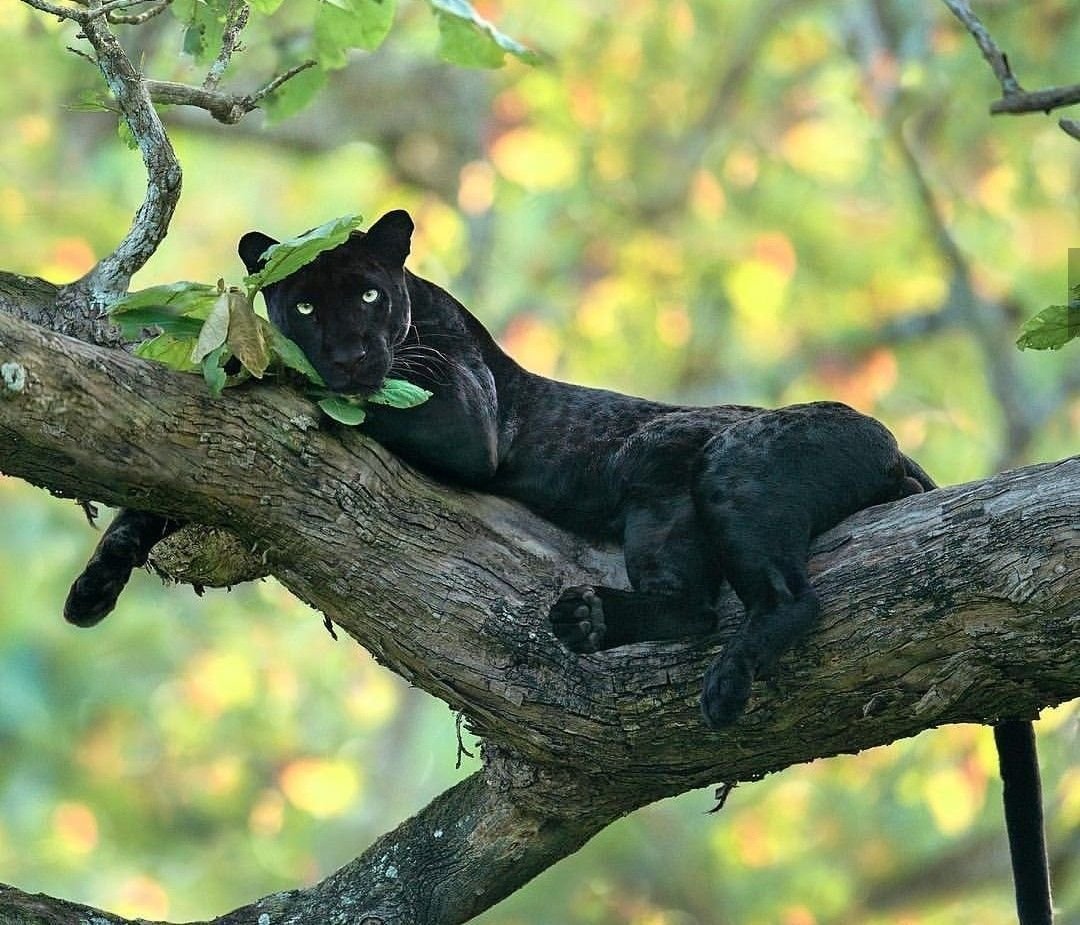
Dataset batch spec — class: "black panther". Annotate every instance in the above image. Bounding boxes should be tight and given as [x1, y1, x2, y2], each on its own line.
[65, 210, 1052, 923]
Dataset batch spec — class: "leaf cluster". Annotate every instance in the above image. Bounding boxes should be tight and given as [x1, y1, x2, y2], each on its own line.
[109, 213, 431, 422]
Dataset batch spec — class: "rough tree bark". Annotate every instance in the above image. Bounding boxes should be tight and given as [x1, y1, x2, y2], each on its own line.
[0, 298, 1077, 924]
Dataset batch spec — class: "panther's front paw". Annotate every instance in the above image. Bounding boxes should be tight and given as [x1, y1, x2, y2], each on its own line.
[63, 567, 130, 628]
[700, 652, 755, 729]
[550, 586, 607, 653]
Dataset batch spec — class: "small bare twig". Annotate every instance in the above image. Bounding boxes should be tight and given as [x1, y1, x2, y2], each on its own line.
[107, 0, 170, 26]
[990, 82, 1080, 115]
[939, 0, 1080, 141]
[84, 0, 164, 20]
[1060, 118, 1080, 141]
[247, 58, 318, 105]
[203, 0, 250, 91]
[938, 0, 1022, 95]
[20, 0, 88, 22]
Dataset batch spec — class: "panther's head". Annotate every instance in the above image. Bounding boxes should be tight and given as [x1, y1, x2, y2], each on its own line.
[239, 209, 414, 396]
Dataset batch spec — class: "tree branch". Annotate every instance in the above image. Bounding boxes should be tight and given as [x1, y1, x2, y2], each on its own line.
[144, 59, 317, 125]
[0, 300, 1077, 923]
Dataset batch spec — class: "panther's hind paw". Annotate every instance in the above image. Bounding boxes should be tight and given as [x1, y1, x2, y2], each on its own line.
[549, 585, 606, 653]
[700, 652, 755, 729]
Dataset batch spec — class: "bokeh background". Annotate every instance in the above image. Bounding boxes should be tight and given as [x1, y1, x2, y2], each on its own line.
[1, 1, 1077, 922]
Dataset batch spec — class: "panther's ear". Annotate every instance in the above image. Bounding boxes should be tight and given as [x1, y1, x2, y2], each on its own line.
[363, 210, 413, 268]
[238, 231, 279, 274]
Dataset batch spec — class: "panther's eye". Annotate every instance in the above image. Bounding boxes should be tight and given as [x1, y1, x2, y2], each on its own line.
[361, 288, 380, 304]
[295, 302, 315, 316]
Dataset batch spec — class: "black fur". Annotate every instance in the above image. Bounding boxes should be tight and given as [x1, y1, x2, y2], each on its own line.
[67, 210, 1051, 923]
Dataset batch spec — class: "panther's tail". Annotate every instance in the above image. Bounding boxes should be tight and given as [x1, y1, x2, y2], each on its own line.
[900, 453, 1052, 923]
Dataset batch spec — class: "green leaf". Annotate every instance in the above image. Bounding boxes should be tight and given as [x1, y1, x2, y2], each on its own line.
[315, 0, 396, 70]
[262, 66, 328, 125]
[243, 213, 363, 293]
[172, 0, 227, 64]
[261, 319, 327, 385]
[112, 309, 205, 340]
[109, 281, 220, 316]
[248, 0, 285, 11]
[202, 343, 230, 397]
[1016, 304, 1080, 351]
[428, 0, 542, 68]
[192, 291, 232, 363]
[367, 378, 432, 408]
[318, 395, 367, 425]
[225, 290, 270, 378]
[134, 334, 201, 372]
[67, 89, 113, 113]
[118, 117, 138, 150]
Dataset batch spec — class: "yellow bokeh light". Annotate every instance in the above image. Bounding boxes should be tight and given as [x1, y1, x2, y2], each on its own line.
[500, 314, 561, 375]
[458, 160, 496, 215]
[112, 874, 170, 921]
[52, 802, 99, 857]
[279, 757, 362, 819]
[923, 766, 983, 835]
[182, 650, 257, 717]
[725, 258, 794, 355]
[781, 119, 867, 184]
[490, 128, 578, 191]
[249, 788, 286, 837]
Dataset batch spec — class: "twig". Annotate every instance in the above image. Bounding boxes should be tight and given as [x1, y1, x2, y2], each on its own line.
[1060, 118, 1080, 141]
[145, 59, 316, 124]
[247, 58, 317, 105]
[107, 0, 170, 25]
[938, 0, 1022, 96]
[19, 0, 88, 23]
[990, 82, 1080, 115]
[84, 0, 164, 20]
[203, 0, 250, 91]
[939, 0, 1080, 142]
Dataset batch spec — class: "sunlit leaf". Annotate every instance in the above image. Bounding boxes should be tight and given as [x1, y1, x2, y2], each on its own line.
[133, 334, 201, 372]
[318, 395, 367, 425]
[1016, 303, 1079, 351]
[108, 281, 220, 330]
[367, 378, 432, 408]
[428, 0, 542, 68]
[243, 213, 363, 293]
[112, 309, 205, 340]
[314, 0, 396, 70]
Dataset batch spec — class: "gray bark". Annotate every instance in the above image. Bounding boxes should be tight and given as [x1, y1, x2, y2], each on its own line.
[0, 302, 1077, 925]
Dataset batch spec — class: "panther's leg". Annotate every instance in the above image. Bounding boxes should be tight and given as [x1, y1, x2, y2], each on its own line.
[550, 494, 718, 652]
[699, 546, 819, 728]
[64, 510, 180, 627]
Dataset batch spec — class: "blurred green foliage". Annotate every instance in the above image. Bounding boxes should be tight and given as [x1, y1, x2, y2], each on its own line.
[0, 1, 1077, 923]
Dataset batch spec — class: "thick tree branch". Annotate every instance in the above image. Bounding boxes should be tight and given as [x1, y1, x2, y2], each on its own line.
[0, 305, 1076, 923]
